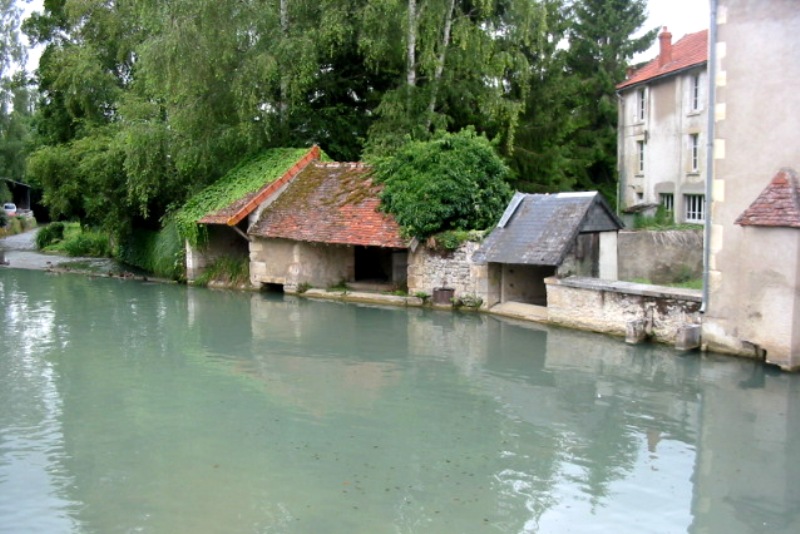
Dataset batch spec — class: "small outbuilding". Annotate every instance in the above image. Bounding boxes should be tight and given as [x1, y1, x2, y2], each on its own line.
[475, 191, 623, 306]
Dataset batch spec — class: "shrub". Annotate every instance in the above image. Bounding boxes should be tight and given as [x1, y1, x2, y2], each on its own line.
[371, 128, 513, 239]
[36, 222, 66, 249]
[0, 210, 7, 228]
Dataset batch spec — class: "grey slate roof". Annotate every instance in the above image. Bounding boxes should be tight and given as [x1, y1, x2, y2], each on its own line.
[475, 192, 623, 266]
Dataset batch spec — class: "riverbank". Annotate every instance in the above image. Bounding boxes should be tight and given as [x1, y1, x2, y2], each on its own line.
[0, 229, 154, 280]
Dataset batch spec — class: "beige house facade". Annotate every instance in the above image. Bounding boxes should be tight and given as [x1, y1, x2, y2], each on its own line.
[617, 28, 709, 224]
[703, 0, 800, 370]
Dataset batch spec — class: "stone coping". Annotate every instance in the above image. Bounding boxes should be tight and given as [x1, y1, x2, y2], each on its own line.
[546, 276, 702, 302]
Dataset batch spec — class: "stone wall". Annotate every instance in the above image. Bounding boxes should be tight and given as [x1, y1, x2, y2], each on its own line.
[407, 240, 496, 306]
[617, 229, 703, 284]
[545, 276, 702, 344]
[186, 226, 249, 282]
[250, 237, 352, 292]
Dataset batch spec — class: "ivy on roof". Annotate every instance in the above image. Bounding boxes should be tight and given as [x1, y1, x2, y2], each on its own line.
[172, 148, 315, 245]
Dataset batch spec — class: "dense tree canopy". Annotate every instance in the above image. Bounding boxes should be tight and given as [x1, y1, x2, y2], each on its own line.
[8, 0, 654, 239]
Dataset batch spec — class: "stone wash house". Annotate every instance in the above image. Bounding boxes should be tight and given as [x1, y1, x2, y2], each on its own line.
[248, 162, 408, 292]
[617, 27, 708, 224]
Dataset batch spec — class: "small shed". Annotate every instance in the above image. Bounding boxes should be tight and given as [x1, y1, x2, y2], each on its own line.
[475, 192, 623, 306]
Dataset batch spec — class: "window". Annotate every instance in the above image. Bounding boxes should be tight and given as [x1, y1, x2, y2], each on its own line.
[684, 194, 705, 223]
[690, 133, 700, 171]
[637, 140, 645, 174]
[691, 74, 701, 111]
[660, 193, 674, 212]
[637, 88, 646, 121]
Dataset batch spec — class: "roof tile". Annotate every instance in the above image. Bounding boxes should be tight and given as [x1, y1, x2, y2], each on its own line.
[249, 162, 407, 248]
[736, 168, 800, 229]
[617, 29, 708, 90]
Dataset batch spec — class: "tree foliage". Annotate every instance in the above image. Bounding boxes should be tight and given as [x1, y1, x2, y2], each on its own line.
[371, 128, 513, 238]
[564, 0, 656, 201]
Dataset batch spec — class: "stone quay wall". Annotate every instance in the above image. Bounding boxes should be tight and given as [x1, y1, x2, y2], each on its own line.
[545, 277, 702, 344]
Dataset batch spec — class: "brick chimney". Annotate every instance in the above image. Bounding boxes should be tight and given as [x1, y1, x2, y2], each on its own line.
[658, 26, 673, 67]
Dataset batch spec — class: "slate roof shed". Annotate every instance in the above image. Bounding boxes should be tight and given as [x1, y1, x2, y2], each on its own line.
[475, 192, 623, 266]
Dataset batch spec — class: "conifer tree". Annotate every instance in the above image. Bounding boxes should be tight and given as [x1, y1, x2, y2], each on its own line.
[564, 0, 655, 201]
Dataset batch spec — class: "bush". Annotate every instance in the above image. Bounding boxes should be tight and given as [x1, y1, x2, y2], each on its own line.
[62, 231, 112, 257]
[0, 210, 7, 228]
[36, 222, 66, 249]
[371, 128, 513, 239]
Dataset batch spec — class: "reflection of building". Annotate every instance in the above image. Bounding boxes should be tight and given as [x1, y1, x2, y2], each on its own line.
[691, 361, 800, 533]
[702, 0, 800, 369]
[617, 28, 709, 223]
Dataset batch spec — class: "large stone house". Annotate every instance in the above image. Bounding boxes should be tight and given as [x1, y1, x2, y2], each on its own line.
[703, 0, 800, 370]
[616, 27, 708, 224]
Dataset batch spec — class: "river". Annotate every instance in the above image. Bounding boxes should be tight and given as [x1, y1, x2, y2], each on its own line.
[1, 267, 798, 533]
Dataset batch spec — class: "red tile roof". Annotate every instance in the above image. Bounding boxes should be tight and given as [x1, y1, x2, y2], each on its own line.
[617, 29, 708, 90]
[736, 168, 800, 229]
[249, 162, 407, 248]
[198, 146, 320, 226]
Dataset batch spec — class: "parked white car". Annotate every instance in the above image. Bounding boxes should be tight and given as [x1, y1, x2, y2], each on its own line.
[2, 203, 16, 216]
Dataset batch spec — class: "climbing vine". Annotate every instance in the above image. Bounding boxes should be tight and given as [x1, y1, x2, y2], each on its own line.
[171, 148, 314, 245]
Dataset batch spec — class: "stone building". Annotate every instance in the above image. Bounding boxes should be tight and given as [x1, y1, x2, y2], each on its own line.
[248, 162, 408, 292]
[616, 28, 709, 224]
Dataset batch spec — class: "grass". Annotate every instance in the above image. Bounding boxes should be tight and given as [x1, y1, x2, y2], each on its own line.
[631, 206, 703, 231]
[194, 257, 250, 287]
[630, 277, 702, 290]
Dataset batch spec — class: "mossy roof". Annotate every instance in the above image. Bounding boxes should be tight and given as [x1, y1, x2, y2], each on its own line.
[249, 162, 407, 248]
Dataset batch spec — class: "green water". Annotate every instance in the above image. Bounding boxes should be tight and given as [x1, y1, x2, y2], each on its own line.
[1, 268, 798, 533]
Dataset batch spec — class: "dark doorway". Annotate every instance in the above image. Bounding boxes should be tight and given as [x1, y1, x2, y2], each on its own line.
[354, 246, 393, 282]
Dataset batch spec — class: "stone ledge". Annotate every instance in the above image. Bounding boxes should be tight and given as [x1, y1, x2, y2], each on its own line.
[301, 288, 424, 307]
[546, 276, 702, 302]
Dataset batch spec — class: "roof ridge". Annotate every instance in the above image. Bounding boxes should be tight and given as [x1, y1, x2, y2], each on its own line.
[314, 161, 369, 169]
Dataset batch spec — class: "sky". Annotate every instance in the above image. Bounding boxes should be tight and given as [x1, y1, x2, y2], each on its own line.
[638, 0, 710, 60]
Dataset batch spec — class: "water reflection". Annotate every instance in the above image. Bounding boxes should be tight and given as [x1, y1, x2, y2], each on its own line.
[0, 268, 798, 533]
